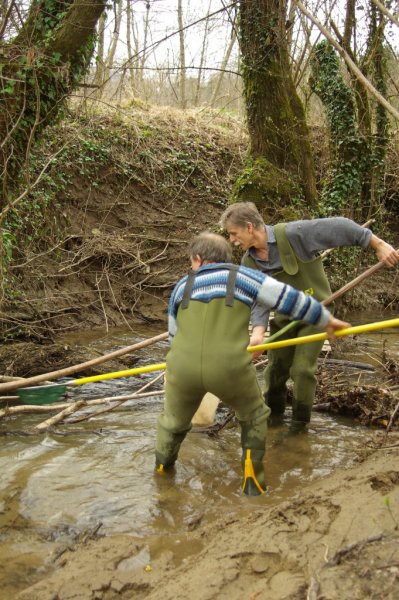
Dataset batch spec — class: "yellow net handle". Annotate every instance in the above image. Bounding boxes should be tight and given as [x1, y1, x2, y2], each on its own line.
[73, 317, 399, 385]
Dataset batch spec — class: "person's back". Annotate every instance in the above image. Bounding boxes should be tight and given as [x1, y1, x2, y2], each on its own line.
[167, 264, 256, 399]
[155, 231, 350, 496]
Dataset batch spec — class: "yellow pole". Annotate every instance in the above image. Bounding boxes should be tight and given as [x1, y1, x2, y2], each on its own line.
[71, 318, 399, 385]
[74, 362, 167, 385]
[248, 317, 399, 353]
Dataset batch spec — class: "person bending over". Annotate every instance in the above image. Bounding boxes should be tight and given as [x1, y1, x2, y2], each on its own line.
[220, 202, 399, 430]
[155, 232, 349, 496]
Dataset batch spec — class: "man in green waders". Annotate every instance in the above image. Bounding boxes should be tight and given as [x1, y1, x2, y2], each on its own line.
[220, 202, 399, 432]
[155, 232, 349, 496]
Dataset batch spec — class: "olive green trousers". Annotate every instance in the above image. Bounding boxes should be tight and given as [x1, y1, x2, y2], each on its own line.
[264, 320, 324, 423]
[156, 373, 270, 487]
[156, 299, 270, 492]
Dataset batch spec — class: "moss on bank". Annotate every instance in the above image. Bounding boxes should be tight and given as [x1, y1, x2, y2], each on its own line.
[1, 105, 398, 348]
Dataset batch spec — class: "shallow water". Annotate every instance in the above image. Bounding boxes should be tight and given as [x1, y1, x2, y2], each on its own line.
[0, 311, 398, 597]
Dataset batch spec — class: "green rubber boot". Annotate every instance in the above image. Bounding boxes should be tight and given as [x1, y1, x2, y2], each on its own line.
[155, 427, 189, 473]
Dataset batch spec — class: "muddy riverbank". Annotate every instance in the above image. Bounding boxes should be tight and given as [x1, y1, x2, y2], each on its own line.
[1, 106, 398, 600]
[13, 432, 399, 600]
[0, 318, 397, 600]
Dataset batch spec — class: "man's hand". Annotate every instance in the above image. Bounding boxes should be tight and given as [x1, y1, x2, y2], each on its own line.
[325, 316, 351, 340]
[249, 325, 266, 359]
[369, 236, 399, 268]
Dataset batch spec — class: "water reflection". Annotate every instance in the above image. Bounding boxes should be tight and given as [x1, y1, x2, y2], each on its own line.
[0, 310, 398, 596]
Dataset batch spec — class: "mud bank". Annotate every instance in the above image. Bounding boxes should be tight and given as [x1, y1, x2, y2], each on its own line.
[17, 432, 399, 600]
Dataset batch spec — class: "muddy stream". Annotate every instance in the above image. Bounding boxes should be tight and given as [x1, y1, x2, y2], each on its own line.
[1, 310, 398, 598]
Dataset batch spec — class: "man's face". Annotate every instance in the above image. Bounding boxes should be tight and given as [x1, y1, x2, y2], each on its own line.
[225, 221, 255, 251]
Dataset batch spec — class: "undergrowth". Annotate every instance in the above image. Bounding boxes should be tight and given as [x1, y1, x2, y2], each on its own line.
[1, 104, 398, 342]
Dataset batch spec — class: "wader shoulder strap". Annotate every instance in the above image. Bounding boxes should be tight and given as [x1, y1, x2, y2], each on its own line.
[225, 265, 239, 307]
[274, 223, 299, 276]
[181, 265, 239, 310]
[181, 271, 196, 309]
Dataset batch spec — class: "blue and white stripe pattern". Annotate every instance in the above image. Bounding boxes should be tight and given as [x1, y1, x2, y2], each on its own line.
[168, 263, 330, 339]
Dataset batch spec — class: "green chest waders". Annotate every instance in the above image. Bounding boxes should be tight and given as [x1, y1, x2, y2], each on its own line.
[155, 266, 270, 495]
[244, 224, 333, 425]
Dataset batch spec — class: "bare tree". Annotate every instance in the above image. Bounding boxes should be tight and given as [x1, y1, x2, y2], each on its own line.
[93, 11, 107, 95]
[104, 0, 123, 88]
[139, 1, 151, 87]
[126, 0, 139, 94]
[210, 24, 237, 107]
[177, 0, 186, 109]
[194, 0, 212, 106]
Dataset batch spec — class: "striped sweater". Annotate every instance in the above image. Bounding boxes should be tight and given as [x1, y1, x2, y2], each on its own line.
[168, 263, 331, 340]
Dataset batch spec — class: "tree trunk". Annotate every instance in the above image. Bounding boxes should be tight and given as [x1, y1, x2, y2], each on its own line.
[139, 1, 151, 87]
[367, 1, 388, 214]
[194, 0, 212, 106]
[310, 41, 366, 217]
[210, 27, 236, 107]
[104, 0, 123, 90]
[177, 0, 186, 110]
[0, 0, 107, 211]
[236, 0, 317, 212]
[126, 0, 137, 94]
[93, 11, 107, 96]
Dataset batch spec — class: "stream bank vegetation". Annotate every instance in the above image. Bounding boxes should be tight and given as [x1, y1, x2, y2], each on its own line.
[0, 101, 398, 436]
[0, 1, 398, 444]
[1, 3, 399, 598]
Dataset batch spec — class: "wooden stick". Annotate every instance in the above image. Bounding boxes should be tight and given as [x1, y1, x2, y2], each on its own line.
[383, 400, 399, 441]
[0, 390, 165, 419]
[33, 374, 165, 431]
[65, 372, 165, 424]
[32, 400, 88, 432]
[324, 255, 397, 305]
[0, 331, 168, 394]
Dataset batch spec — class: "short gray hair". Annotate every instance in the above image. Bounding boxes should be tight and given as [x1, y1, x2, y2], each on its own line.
[219, 202, 264, 230]
[189, 232, 232, 263]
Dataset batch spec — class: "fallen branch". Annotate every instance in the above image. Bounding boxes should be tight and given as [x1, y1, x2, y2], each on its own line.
[383, 400, 399, 441]
[194, 409, 235, 436]
[65, 372, 164, 424]
[0, 389, 165, 420]
[0, 331, 168, 394]
[323, 534, 384, 567]
[32, 400, 88, 432]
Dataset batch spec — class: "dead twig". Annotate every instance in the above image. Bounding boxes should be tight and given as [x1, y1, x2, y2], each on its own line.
[0, 389, 165, 420]
[322, 534, 384, 568]
[65, 372, 164, 424]
[95, 271, 109, 332]
[0, 331, 168, 393]
[383, 400, 399, 442]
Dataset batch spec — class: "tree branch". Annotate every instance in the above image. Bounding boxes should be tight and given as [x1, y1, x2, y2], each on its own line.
[295, 0, 399, 122]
